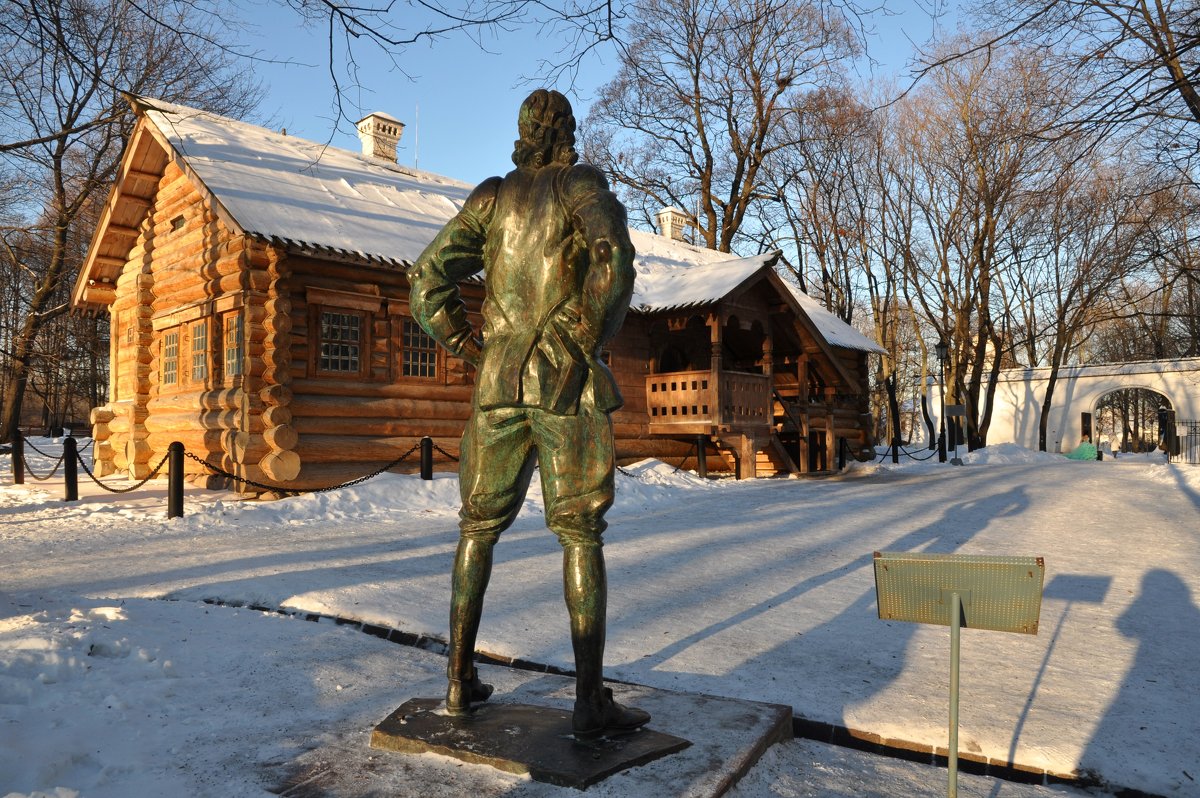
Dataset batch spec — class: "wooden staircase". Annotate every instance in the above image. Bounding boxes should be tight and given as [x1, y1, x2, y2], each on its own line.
[713, 434, 798, 478]
[755, 441, 793, 477]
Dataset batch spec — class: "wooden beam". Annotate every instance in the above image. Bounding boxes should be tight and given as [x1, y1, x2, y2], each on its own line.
[108, 223, 140, 238]
[123, 168, 162, 184]
[119, 195, 154, 209]
[84, 284, 116, 305]
[95, 255, 127, 270]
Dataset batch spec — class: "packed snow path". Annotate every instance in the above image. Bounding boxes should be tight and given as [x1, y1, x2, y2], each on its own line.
[2, 444, 1198, 796]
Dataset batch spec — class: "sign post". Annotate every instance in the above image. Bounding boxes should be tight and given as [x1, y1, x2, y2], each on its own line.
[873, 552, 1045, 798]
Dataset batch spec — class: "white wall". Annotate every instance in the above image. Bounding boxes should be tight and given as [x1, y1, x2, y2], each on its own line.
[984, 358, 1200, 452]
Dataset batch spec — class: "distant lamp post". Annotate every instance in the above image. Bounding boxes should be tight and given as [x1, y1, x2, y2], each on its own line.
[935, 340, 948, 463]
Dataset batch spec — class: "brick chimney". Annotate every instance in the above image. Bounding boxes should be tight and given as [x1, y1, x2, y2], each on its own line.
[356, 112, 404, 163]
[657, 206, 691, 242]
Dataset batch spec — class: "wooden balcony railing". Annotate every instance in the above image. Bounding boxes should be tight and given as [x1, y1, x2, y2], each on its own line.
[720, 370, 772, 428]
[645, 369, 772, 434]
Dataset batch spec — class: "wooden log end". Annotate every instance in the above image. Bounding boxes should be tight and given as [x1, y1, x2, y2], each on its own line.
[260, 449, 301, 482]
[263, 423, 299, 452]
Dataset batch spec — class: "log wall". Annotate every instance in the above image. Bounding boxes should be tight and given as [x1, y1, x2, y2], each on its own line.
[143, 165, 250, 482]
[94, 162, 229, 478]
[277, 254, 481, 490]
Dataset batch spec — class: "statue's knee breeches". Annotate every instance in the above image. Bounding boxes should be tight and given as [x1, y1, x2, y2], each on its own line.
[457, 403, 616, 546]
[532, 406, 614, 548]
[458, 407, 537, 544]
[546, 490, 610, 548]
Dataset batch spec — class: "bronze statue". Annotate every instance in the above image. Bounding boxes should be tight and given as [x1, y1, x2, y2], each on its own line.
[408, 89, 649, 739]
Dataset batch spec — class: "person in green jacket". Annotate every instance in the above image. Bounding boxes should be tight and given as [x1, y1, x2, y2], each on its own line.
[407, 89, 649, 739]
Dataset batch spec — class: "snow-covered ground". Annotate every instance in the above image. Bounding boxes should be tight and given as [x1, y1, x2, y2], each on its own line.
[2, 440, 1198, 797]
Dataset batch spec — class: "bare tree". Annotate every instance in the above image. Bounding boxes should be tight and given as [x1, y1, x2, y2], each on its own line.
[963, 0, 1200, 178]
[885, 40, 1072, 449]
[582, 0, 857, 252]
[1018, 157, 1158, 449]
[0, 0, 260, 442]
[757, 86, 874, 317]
[1090, 183, 1200, 360]
[755, 86, 927, 455]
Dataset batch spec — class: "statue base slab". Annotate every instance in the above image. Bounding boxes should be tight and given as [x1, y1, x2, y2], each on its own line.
[270, 667, 792, 796]
[370, 697, 689, 789]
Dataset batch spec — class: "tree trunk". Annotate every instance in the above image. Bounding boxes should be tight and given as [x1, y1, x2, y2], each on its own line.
[884, 374, 901, 462]
[1038, 371, 1059, 452]
[921, 393, 936, 449]
[0, 326, 35, 444]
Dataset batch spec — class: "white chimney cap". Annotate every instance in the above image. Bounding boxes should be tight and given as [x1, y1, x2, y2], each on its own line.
[657, 206, 691, 242]
[356, 112, 405, 163]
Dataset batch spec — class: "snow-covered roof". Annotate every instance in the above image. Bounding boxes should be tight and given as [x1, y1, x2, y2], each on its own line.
[628, 230, 884, 353]
[994, 357, 1200, 382]
[77, 98, 883, 354]
[142, 98, 471, 266]
[359, 111, 404, 124]
[786, 287, 886, 354]
[629, 237, 770, 310]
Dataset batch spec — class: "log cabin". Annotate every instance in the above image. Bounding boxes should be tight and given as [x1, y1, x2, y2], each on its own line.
[71, 97, 884, 491]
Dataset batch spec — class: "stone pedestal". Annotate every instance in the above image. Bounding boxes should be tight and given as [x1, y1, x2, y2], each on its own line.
[370, 698, 689, 789]
[270, 667, 792, 797]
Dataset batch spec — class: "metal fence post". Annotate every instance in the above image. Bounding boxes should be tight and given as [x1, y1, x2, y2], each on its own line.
[12, 433, 24, 485]
[63, 436, 78, 501]
[167, 441, 184, 518]
[695, 435, 708, 479]
[420, 436, 433, 480]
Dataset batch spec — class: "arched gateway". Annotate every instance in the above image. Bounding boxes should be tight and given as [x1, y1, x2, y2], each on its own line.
[985, 358, 1200, 453]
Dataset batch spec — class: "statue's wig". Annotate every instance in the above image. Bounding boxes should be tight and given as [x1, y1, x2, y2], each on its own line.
[511, 89, 579, 169]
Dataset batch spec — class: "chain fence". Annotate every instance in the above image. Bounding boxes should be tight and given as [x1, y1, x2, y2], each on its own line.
[7, 433, 461, 516]
[76, 450, 172, 494]
[24, 452, 67, 481]
[12, 434, 96, 483]
[873, 443, 941, 463]
[9, 429, 873, 513]
[617, 450, 693, 479]
[430, 442, 459, 463]
[21, 437, 61, 458]
[182, 442, 424, 496]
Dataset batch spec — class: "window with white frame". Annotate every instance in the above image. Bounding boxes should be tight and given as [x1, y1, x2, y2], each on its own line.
[401, 318, 439, 379]
[318, 310, 364, 374]
[162, 330, 179, 386]
[223, 311, 243, 381]
[191, 320, 208, 382]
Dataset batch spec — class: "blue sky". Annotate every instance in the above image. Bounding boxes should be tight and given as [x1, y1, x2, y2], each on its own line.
[235, 2, 954, 185]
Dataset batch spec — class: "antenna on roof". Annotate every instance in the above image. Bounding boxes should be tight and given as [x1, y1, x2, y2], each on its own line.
[414, 103, 419, 170]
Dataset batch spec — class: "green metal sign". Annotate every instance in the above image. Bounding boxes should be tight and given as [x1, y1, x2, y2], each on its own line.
[873, 552, 1045, 634]
[872, 552, 1045, 798]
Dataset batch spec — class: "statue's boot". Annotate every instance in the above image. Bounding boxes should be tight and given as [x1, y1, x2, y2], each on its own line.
[573, 686, 652, 739]
[562, 543, 651, 738]
[446, 671, 493, 715]
[446, 536, 495, 716]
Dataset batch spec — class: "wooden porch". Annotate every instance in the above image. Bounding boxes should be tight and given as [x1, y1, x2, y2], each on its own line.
[645, 369, 799, 478]
[645, 369, 772, 436]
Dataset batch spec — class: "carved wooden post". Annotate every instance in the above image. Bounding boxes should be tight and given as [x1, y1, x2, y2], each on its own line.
[796, 355, 810, 472]
[738, 435, 757, 480]
[709, 312, 723, 426]
[762, 325, 774, 435]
